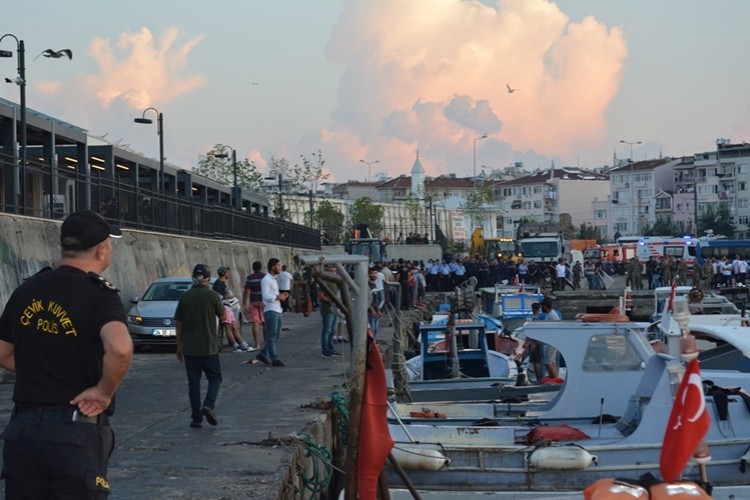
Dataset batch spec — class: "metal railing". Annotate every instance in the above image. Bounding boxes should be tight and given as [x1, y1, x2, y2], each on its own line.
[0, 152, 321, 249]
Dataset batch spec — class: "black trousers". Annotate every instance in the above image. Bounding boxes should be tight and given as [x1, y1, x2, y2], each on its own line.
[2, 411, 114, 499]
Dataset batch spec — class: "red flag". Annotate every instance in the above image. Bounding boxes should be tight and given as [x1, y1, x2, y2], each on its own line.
[660, 359, 710, 482]
[357, 333, 395, 498]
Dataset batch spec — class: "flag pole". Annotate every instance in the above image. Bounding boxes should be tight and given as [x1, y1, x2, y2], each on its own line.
[672, 296, 712, 482]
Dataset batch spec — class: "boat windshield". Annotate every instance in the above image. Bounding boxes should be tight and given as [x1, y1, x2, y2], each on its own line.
[583, 333, 649, 372]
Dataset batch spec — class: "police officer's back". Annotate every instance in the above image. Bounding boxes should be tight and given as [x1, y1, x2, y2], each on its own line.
[0, 210, 133, 498]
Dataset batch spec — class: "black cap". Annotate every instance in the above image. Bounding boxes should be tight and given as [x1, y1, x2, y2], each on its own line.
[192, 263, 211, 281]
[217, 266, 229, 277]
[60, 210, 122, 251]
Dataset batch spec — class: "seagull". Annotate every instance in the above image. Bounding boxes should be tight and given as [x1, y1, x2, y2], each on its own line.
[506, 83, 519, 93]
[250, 82, 259, 85]
[34, 49, 73, 61]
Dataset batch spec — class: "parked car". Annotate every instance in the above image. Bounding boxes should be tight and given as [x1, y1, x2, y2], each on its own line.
[127, 277, 203, 349]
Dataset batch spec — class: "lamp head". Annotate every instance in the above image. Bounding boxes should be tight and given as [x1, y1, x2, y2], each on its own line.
[0, 50, 13, 58]
[210, 152, 229, 159]
[134, 117, 153, 124]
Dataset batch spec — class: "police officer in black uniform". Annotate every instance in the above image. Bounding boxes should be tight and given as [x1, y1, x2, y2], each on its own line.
[0, 210, 133, 498]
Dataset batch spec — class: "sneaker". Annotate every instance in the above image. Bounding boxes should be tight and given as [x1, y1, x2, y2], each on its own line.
[190, 421, 202, 428]
[272, 359, 285, 367]
[256, 353, 271, 365]
[321, 353, 332, 358]
[232, 345, 245, 353]
[201, 407, 218, 426]
[246, 346, 258, 352]
[331, 350, 342, 357]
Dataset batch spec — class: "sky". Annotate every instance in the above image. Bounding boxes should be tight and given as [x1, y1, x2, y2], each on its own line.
[3, 0, 749, 184]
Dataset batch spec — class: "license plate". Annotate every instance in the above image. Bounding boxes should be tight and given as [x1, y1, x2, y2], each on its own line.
[152, 328, 176, 337]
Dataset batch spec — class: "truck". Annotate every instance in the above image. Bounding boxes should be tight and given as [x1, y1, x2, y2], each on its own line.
[345, 224, 387, 263]
[517, 232, 570, 262]
[469, 227, 519, 262]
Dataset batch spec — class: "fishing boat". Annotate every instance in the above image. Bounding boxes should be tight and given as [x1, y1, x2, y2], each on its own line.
[386, 319, 750, 492]
[392, 319, 653, 425]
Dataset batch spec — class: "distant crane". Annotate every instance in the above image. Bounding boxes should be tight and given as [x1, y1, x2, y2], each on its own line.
[506, 83, 519, 94]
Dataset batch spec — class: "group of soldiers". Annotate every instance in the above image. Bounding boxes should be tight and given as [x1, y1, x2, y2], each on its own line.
[625, 254, 747, 291]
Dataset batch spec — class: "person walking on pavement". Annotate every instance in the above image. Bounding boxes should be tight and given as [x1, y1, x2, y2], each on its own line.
[242, 261, 266, 350]
[0, 210, 133, 498]
[319, 265, 341, 357]
[176, 264, 226, 428]
[212, 266, 252, 352]
[278, 265, 293, 313]
[257, 258, 288, 367]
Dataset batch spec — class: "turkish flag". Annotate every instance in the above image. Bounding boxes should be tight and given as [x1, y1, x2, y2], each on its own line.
[357, 333, 395, 499]
[659, 359, 711, 482]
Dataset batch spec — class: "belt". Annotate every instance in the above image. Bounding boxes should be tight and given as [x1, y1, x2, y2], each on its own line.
[13, 406, 109, 425]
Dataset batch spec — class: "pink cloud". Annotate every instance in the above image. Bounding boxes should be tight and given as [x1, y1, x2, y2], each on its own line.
[82, 27, 206, 110]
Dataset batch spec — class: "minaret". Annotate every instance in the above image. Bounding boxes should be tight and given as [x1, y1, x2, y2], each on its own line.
[411, 149, 425, 198]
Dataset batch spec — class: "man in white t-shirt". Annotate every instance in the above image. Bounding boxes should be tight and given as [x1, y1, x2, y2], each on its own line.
[370, 266, 386, 310]
[555, 260, 568, 291]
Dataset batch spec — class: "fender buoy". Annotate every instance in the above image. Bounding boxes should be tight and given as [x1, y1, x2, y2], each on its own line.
[649, 482, 711, 499]
[390, 446, 450, 471]
[688, 287, 704, 303]
[528, 446, 597, 470]
[577, 313, 629, 323]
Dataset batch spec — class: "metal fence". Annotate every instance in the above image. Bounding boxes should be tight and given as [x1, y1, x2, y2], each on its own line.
[0, 153, 321, 250]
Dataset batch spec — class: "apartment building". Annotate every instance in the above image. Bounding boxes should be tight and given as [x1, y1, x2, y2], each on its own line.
[608, 158, 680, 236]
[492, 168, 609, 238]
[693, 141, 750, 238]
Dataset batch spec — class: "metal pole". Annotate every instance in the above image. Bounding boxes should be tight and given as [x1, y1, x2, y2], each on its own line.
[232, 148, 237, 192]
[157, 112, 164, 193]
[18, 40, 26, 215]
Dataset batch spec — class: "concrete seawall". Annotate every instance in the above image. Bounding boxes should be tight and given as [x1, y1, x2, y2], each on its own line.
[0, 213, 318, 309]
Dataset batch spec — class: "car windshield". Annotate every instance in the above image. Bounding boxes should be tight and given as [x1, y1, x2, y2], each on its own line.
[141, 282, 191, 301]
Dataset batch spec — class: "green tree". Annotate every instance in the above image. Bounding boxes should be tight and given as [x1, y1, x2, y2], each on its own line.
[194, 144, 263, 190]
[405, 194, 425, 235]
[315, 200, 344, 245]
[578, 223, 602, 242]
[698, 203, 735, 238]
[349, 197, 384, 236]
[460, 187, 494, 230]
[267, 156, 293, 219]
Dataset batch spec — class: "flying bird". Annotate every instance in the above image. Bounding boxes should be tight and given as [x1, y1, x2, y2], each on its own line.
[34, 49, 73, 61]
[250, 82, 259, 85]
[506, 83, 519, 93]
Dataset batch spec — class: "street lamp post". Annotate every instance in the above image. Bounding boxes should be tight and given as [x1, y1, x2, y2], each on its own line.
[1, 35, 26, 214]
[620, 139, 642, 235]
[134, 108, 165, 193]
[209, 145, 239, 209]
[473, 134, 488, 186]
[359, 159, 379, 199]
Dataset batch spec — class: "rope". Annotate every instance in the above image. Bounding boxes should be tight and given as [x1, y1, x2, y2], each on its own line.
[330, 391, 349, 445]
[294, 431, 334, 500]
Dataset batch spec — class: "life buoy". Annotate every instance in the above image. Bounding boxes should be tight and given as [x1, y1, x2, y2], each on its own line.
[577, 313, 629, 323]
[688, 287, 704, 303]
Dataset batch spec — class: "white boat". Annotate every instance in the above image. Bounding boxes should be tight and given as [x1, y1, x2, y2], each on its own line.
[386, 319, 750, 491]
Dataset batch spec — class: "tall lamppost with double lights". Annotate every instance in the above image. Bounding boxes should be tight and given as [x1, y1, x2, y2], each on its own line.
[359, 159, 379, 199]
[134, 108, 165, 193]
[620, 139, 642, 235]
[473, 133, 488, 186]
[209, 145, 239, 208]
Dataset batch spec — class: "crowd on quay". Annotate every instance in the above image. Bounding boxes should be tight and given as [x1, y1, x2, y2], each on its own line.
[634, 254, 749, 291]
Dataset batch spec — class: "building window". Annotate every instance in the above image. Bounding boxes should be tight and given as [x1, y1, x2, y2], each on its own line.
[739, 199, 749, 209]
[739, 182, 747, 191]
[595, 210, 607, 219]
[614, 222, 628, 232]
[522, 201, 531, 210]
[740, 216, 749, 226]
[533, 200, 542, 208]
[533, 186, 542, 194]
